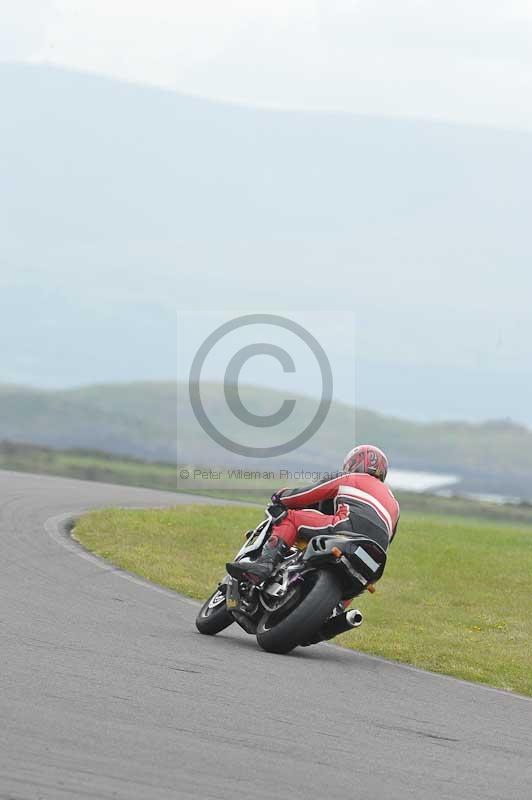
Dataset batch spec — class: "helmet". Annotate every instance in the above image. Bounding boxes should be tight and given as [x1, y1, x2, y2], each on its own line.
[342, 444, 388, 482]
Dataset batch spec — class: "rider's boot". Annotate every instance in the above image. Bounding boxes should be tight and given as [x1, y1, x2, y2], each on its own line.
[226, 534, 289, 583]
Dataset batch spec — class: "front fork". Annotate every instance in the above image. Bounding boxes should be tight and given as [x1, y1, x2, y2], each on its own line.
[225, 577, 240, 611]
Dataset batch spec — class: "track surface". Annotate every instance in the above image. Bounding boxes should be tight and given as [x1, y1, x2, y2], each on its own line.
[1, 470, 530, 799]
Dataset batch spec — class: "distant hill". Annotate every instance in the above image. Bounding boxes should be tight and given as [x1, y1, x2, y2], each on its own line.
[2, 63, 532, 424]
[0, 382, 177, 462]
[1, 381, 532, 498]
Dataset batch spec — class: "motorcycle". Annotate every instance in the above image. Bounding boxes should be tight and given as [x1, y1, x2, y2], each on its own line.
[195, 508, 387, 654]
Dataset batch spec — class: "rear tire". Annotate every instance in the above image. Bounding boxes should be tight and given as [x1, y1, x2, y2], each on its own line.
[256, 570, 342, 654]
[195, 587, 234, 635]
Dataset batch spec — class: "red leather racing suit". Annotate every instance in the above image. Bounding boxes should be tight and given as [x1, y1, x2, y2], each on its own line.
[274, 472, 400, 553]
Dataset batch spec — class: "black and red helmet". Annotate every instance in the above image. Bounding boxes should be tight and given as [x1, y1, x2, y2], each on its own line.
[342, 444, 388, 482]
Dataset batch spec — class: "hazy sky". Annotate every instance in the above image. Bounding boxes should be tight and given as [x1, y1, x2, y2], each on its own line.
[4, 0, 532, 130]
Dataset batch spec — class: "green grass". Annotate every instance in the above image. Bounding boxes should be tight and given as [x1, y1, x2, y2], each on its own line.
[73, 505, 257, 601]
[0, 440, 179, 491]
[73, 505, 532, 697]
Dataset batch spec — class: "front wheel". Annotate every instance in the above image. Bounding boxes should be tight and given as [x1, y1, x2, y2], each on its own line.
[256, 569, 342, 654]
[195, 587, 234, 635]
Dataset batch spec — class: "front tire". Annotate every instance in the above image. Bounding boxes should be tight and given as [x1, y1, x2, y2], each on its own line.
[256, 569, 342, 654]
[195, 587, 234, 635]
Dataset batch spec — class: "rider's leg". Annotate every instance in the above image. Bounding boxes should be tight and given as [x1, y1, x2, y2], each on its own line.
[226, 506, 350, 582]
[273, 504, 350, 547]
[226, 530, 290, 582]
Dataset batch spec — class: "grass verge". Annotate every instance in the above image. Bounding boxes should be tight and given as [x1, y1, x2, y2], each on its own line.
[73, 504, 532, 696]
[5, 440, 532, 525]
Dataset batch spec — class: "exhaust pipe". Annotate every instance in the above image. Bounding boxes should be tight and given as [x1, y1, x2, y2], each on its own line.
[346, 609, 363, 628]
[317, 608, 363, 642]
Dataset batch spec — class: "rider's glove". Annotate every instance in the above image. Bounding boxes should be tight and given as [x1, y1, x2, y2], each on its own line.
[271, 490, 286, 505]
[267, 502, 287, 524]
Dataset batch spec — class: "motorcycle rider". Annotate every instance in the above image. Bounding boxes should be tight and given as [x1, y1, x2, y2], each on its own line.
[227, 444, 400, 641]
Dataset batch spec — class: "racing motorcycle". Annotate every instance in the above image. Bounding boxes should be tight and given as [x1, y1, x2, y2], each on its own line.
[195, 508, 386, 654]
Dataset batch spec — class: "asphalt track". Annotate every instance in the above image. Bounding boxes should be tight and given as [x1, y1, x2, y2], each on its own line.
[1, 469, 531, 800]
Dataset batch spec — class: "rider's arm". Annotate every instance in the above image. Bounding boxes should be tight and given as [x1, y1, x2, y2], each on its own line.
[273, 475, 343, 509]
[390, 504, 400, 541]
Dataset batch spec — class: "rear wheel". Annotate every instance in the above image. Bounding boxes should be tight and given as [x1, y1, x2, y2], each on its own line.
[195, 587, 234, 635]
[256, 569, 342, 654]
